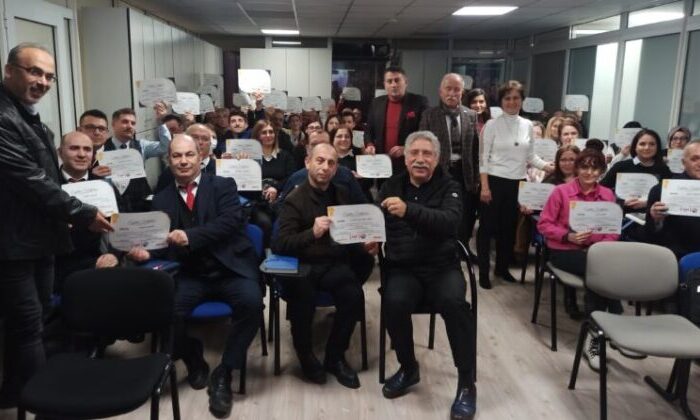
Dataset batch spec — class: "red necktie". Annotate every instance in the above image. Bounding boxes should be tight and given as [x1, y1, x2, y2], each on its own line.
[183, 182, 195, 210]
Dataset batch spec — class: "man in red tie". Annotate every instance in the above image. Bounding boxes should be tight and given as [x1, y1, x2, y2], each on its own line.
[126, 134, 261, 419]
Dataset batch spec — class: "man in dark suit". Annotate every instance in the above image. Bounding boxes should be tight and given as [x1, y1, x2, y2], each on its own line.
[364, 66, 429, 171]
[0, 43, 112, 407]
[155, 123, 216, 193]
[419, 73, 480, 247]
[127, 134, 262, 419]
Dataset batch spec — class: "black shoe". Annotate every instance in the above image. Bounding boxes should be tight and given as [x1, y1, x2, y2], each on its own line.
[495, 269, 518, 283]
[298, 352, 327, 384]
[184, 339, 210, 390]
[0, 389, 18, 409]
[478, 272, 492, 290]
[450, 385, 477, 420]
[382, 364, 420, 399]
[325, 357, 360, 389]
[207, 365, 233, 419]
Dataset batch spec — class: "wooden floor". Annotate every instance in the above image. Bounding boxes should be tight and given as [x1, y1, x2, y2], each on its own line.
[2, 257, 698, 420]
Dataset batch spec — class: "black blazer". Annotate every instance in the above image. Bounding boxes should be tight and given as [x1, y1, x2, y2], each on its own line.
[364, 92, 429, 153]
[152, 173, 257, 280]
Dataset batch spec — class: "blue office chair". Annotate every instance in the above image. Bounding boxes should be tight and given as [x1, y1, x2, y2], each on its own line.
[679, 252, 700, 282]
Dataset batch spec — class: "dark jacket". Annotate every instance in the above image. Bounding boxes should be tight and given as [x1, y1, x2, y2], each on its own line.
[377, 167, 462, 267]
[364, 92, 429, 153]
[152, 173, 257, 279]
[601, 158, 672, 213]
[102, 137, 153, 212]
[277, 165, 367, 210]
[0, 84, 97, 260]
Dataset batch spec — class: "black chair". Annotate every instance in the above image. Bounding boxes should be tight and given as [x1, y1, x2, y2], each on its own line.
[520, 214, 545, 284]
[18, 267, 179, 420]
[378, 240, 478, 383]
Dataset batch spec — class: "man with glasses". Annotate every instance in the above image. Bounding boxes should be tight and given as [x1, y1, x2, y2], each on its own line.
[0, 43, 113, 408]
[77, 109, 111, 176]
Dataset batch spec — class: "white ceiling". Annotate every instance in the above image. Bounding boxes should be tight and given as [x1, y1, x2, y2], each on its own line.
[128, 0, 681, 40]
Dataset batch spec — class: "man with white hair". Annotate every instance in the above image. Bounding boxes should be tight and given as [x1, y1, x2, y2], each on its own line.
[378, 131, 477, 420]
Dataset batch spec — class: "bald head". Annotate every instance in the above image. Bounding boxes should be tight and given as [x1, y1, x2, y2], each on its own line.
[683, 141, 700, 180]
[306, 143, 338, 190]
[59, 131, 93, 177]
[440, 73, 465, 109]
[169, 134, 202, 185]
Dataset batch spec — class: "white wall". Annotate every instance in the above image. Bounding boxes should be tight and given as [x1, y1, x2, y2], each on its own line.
[589, 43, 618, 138]
[401, 50, 448, 106]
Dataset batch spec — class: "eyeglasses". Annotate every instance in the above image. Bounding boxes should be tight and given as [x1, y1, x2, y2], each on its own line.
[12, 64, 57, 83]
[81, 124, 108, 133]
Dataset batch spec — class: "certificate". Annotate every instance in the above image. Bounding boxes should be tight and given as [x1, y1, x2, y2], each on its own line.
[533, 139, 558, 161]
[98, 149, 146, 180]
[238, 69, 271, 93]
[661, 179, 700, 217]
[375, 89, 387, 98]
[342, 87, 361, 101]
[523, 97, 544, 113]
[564, 94, 589, 111]
[62, 180, 119, 216]
[137, 78, 177, 107]
[202, 73, 223, 89]
[233, 93, 254, 107]
[109, 211, 170, 251]
[262, 91, 288, 110]
[490, 106, 503, 118]
[200, 94, 215, 113]
[302, 96, 322, 111]
[518, 181, 555, 211]
[352, 130, 365, 148]
[613, 128, 641, 147]
[668, 149, 684, 174]
[321, 98, 336, 112]
[172, 92, 200, 115]
[328, 204, 386, 244]
[216, 159, 262, 191]
[287, 96, 302, 113]
[569, 201, 623, 234]
[225, 139, 263, 160]
[615, 173, 659, 200]
[356, 154, 392, 178]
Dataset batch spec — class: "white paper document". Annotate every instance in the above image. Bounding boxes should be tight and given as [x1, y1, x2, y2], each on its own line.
[233, 93, 254, 108]
[172, 92, 200, 115]
[328, 204, 386, 244]
[287, 96, 302, 113]
[342, 87, 361, 101]
[613, 128, 641, 147]
[352, 130, 365, 148]
[564, 95, 589, 111]
[98, 149, 146, 180]
[321, 98, 336, 112]
[215, 159, 262, 191]
[615, 173, 659, 200]
[62, 180, 119, 217]
[356, 154, 392, 178]
[225, 139, 263, 161]
[668, 149, 684, 174]
[569, 201, 623, 234]
[302, 96, 322, 111]
[262, 90, 288, 110]
[238, 69, 272, 93]
[199, 94, 215, 113]
[109, 211, 170, 251]
[661, 179, 700, 217]
[518, 182, 555, 211]
[523, 97, 544, 113]
[138, 78, 177, 107]
[533, 139, 558, 161]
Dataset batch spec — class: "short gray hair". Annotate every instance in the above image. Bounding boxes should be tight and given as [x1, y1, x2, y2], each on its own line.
[404, 131, 440, 158]
[7, 43, 52, 65]
[440, 73, 465, 88]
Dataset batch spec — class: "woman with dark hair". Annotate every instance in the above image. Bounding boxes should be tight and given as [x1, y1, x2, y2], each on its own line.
[543, 145, 580, 186]
[464, 88, 491, 135]
[331, 126, 372, 201]
[324, 114, 340, 133]
[601, 128, 672, 213]
[478, 80, 554, 288]
[538, 148, 621, 371]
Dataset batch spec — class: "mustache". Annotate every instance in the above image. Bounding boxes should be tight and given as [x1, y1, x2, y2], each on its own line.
[411, 163, 429, 170]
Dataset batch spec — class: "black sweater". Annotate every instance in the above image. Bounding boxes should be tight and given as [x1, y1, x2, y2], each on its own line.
[601, 158, 672, 212]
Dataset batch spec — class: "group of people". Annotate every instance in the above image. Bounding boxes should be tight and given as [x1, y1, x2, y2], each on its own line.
[1, 41, 699, 420]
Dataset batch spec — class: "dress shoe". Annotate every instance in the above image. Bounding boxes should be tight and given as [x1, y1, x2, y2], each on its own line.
[478, 272, 492, 290]
[495, 269, 518, 283]
[184, 339, 210, 390]
[207, 365, 233, 419]
[298, 352, 326, 384]
[382, 364, 420, 399]
[450, 384, 477, 420]
[325, 357, 360, 389]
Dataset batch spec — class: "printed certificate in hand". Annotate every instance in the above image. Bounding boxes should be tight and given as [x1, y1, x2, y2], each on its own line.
[668, 149, 684, 174]
[172, 92, 200, 115]
[569, 201, 623, 234]
[238, 69, 271, 93]
[613, 128, 641, 147]
[109, 211, 170, 251]
[62, 180, 119, 216]
[97, 149, 146, 180]
[518, 181, 555, 211]
[661, 179, 700, 217]
[138, 78, 177, 107]
[352, 130, 365, 148]
[328, 204, 386, 244]
[533, 139, 558, 162]
[216, 159, 262, 191]
[226, 139, 263, 161]
[615, 173, 659, 200]
[356, 154, 392, 178]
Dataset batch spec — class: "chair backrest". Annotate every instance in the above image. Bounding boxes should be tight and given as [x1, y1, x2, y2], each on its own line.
[586, 242, 678, 302]
[62, 268, 174, 338]
[245, 223, 264, 259]
[680, 252, 700, 282]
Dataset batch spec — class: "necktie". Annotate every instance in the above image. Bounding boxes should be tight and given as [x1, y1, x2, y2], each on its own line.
[181, 182, 196, 210]
[448, 112, 461, 157]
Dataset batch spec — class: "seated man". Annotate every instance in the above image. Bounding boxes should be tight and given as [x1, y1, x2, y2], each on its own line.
[128, 134, 262, 419]
[647, 140, 700, 259]
[155, 124, 216, 193]
[215, 110, 251, 158]
[378, 131, 477, 420]
[273, 143, 377, 388]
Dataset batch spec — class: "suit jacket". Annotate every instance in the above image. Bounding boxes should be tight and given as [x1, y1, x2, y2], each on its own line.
[419, 104, 479, 192]
[152, 173, 257, 280]
[364, 92, 429, 153]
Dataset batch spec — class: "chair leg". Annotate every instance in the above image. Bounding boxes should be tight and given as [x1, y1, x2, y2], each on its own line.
[534, 245, 541, 285]
[379, 303, 386, 384]
[169, 362, 181, 420]
[635, 302, 641, 316]
[520, 246, 529, 283]
[267, 296, 274, 343]
[239, 358, 247, 394]
[151, 389, 160, 420]
[569, 320, 590, 389]
[645, 360, 698, 420]
[550, 274, 557, 352]
[428, 312, 436, 350]
[599, 331, 608, 420]
[360, 309, 368, 371]
[259, 312, 268, 356]
[531, 267, 544, 323]
[274, 295, 281, 376]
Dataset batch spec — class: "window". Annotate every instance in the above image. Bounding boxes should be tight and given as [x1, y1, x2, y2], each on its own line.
[679, 30, 700, 138]
[571, 15, 620, 39]
[628, 2, 684, 28]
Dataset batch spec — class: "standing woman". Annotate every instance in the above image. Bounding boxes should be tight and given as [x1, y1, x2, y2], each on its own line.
[465, 88, 491, 136]
[478, 80, 553, 288]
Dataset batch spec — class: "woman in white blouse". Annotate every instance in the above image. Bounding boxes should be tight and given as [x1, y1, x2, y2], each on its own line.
[477, 80, 554, 289]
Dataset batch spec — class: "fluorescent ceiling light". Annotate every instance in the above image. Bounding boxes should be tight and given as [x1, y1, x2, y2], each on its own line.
[261, 29, 299, 35]
[628, 11, 684, 27]
[573, 29, 607, 35]
[272, 41, 302, 45]
[453, 6, 517, 16]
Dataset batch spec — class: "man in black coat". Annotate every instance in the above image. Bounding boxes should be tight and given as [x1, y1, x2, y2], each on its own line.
[378, 131, 477, 420]
[364, 66, 429, 171]
[0, 43, 111, 407]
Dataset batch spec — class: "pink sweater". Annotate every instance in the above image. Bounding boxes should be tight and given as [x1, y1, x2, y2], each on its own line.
[537, 179, 620, 251]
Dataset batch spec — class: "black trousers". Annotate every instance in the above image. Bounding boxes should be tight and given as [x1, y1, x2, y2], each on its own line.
[284, 261, 364, 363]
[477, 175, 520, 274]
[0, 257, 54, 397]
[449, 162, 477, 245]
[549, 249, 622, 316]
[383, 265, 475, 379]
[173, 271, 263, 370]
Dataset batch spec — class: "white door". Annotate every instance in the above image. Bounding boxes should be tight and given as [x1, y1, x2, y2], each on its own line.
[2, 0, 80, 144]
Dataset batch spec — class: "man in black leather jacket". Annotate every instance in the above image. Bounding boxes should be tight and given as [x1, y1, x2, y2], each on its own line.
[0, 43, 112, 407]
